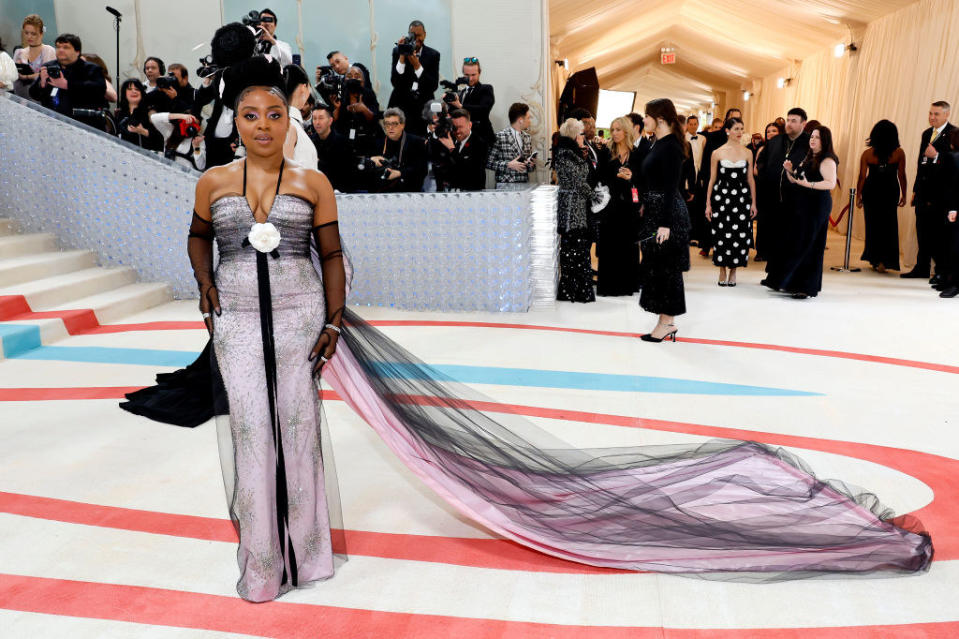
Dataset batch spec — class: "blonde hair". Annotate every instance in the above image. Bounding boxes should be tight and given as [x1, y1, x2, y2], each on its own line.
[558, 117, 584, 139]
[608, 116, 636, 159]
[22, 14, 44, 33]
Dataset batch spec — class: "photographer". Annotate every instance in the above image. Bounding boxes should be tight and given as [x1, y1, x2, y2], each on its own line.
[309, 104, 354, 192]
[360, 107, 427, 192]
[150, 111, 206, 171]
[435, 109, 488, 191]
[29, 33, 107, 128]
[326, 51, 350, 76]
[488, 102, 536, 189]
[388, 19, 440, 136]
[168, 63, 196, 112]
[445, 57, 494, 143]
[332, 64, 381, 157]
[253, 8, 293, 67]
[115, 78, 163, 151]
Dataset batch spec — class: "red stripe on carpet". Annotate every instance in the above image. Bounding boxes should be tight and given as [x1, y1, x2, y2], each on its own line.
[0, 387, 145, 401]
[0, 573, 956, 638]
[3, 309, 100, 334]
[67, 319, 959, 375]
[0, 295, 31, 320]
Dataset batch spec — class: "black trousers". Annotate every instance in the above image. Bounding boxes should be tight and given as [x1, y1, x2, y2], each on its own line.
[914, 202, 948, 275]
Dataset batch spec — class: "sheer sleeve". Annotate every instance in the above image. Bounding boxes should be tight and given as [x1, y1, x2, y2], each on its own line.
[187, 211, 215, 299]
[312, 221, 346, 328]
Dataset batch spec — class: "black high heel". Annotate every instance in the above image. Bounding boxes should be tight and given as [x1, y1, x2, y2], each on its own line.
[640, 325, 678, 342]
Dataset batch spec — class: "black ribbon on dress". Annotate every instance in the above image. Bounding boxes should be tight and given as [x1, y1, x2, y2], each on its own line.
[244, 159, 298, 588]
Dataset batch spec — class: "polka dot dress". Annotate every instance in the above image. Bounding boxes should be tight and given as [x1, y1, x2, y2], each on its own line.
[710, 160, 752, 268]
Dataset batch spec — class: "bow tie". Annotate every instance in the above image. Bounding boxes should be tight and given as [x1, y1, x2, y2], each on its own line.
[690, 136, 698, 140]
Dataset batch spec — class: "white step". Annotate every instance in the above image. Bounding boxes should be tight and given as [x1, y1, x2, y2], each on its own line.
[0, 266, 138, 311]
[0, 219, 18, 237]
[0, 251, 97, 287]
[0, 233, 57, 259]
[47, 282, 172, 325]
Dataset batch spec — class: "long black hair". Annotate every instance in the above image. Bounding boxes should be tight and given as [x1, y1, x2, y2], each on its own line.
[867, 119, 900, 163]
[644, 98, 690, 157]
[117, 78, 148, 115]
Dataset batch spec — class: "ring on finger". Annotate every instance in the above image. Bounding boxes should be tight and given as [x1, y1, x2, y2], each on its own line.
[201, 312, 211, 319]
[320, 355, 329, 363]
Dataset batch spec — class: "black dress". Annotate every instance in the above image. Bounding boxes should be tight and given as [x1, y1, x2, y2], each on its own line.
[860, 159, 902, 270]
[596, 151, 642, 296]
[639, 135, 691, 316]
[767, 162, 832, 297]
[554, 139, 596, 303]
[709, 159, 752, 267]
[753, 147, 776, 260]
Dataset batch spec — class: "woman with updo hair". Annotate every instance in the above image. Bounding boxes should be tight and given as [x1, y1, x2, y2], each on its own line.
[12, 14, 55, 98]
[554, 117, 595, 303]
[638, 98, 692, 341]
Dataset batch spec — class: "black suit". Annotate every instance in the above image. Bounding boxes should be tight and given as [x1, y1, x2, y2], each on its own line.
[459, 82, 495, 142]
[912, 122, 956, 275]
[445, 134, 489, 191]
[191, 71, 237, 168]
[938, 151, 959, 288]
[692, 129, 730, 249]
[310, 129, 356, 193]
[388, 44, 440, 136]
[29, 58, 107, 128]
[757, 131, 811, 279]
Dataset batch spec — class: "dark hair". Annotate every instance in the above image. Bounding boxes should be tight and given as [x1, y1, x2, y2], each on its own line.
[312, 103, 334, 118]
[260, 8, 277, 24]
[168, 63, 188, 80]
[508, 102, 530, 124]
[724, 108, 741, 120]
[282, 63, 310, 97]
[224, 55, 287, 110]
[211, 23, 257, 67]
[144, 56, 165, 75]
[723, 116, 744, 131]
[867, 119, 900, 162]
[687, 114, 699, 123]
[351, 61, 372, 86]
[627, 112, 644, 129]
[932, 100, 951, 111]
[118, 78, 147, 114]
[55, 33, 82, 53]
[765, 122, 783, 140]
[83, 53, 110, 80]
[326, 50, 340, 61]
[567, 107, 593, 121]
[409, 20, 425, 30]
[803, 125, 839, 174]
[644, 98, 689, 157]
[787, 107, 808, 122]
[450, 108, 470, 121]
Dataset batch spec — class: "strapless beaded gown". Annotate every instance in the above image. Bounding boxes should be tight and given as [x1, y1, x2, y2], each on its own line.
[210, 191, 340, 602]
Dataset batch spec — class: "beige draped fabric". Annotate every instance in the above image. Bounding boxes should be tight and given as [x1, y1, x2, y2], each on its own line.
[745, 0, 959, 267]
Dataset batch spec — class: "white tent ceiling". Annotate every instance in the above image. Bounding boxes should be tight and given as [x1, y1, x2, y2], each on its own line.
[550, 0, 918, 112]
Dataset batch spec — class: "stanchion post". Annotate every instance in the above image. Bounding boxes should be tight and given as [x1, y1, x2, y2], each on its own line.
[831, 188, 861, 273]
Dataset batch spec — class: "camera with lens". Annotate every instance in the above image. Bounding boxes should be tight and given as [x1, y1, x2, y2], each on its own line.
[397, 32, 417, 56]
[440, 77, 468, 104]
[155, 73, 177, 90]
[196, 55, 218, 79]
[356, 157, 399, 181]
[315, 65, 343, 105]
[117, 115, 141, 132]
[43, 61, 62, 79]
[241, 10, 262, 29]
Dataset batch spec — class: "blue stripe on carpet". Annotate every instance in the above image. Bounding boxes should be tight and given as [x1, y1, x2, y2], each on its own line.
[0, 324, 43, 358]
[10, 346, 819, 396]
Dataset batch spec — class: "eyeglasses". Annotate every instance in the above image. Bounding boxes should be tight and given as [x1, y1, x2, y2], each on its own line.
[259, 15, 276, 23]
[463, 57, 479, 64]
[383, 121, 403, 128]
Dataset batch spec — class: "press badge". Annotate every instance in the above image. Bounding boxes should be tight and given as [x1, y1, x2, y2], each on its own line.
[631, 187, 639, 203]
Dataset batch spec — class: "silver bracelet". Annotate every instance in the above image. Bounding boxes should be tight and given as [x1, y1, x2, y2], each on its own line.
[324, 323, 341, 334]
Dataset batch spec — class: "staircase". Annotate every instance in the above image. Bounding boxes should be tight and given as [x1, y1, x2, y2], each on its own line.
[0, 218, 172, 359]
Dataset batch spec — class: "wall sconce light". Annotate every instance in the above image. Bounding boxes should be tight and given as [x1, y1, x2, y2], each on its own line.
[743, 90, 751, 102]
[833, 42, 857, 58]
[554, 59, 569, 70]
[777, 77, 792, 89]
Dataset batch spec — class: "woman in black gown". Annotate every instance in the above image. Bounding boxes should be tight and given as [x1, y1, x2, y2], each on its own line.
[753, 122, 782, 262]
[779, 126, 839, 299]
[596, 116, 642, 296]
[554, 118, 595, 303]
[638, 99, 691, 341]
[856, 120, 906, 272]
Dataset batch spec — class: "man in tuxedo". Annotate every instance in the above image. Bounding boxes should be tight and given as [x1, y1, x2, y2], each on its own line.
[435, 109, 489, 191]
[758, 107, 810, 287]
[388, 20, 440, 136]
[488, 102, 535, 188]
[903, 100, 955, 280]
[446, 57, 495, 143]
[694, 108, 741, 254]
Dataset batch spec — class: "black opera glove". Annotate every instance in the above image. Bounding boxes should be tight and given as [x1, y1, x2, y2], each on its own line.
[187, 211, 220, 334]
[309, 220, 347, 374]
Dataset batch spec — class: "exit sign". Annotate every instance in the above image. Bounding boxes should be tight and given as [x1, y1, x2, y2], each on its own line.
[661, 52, 676, 64]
